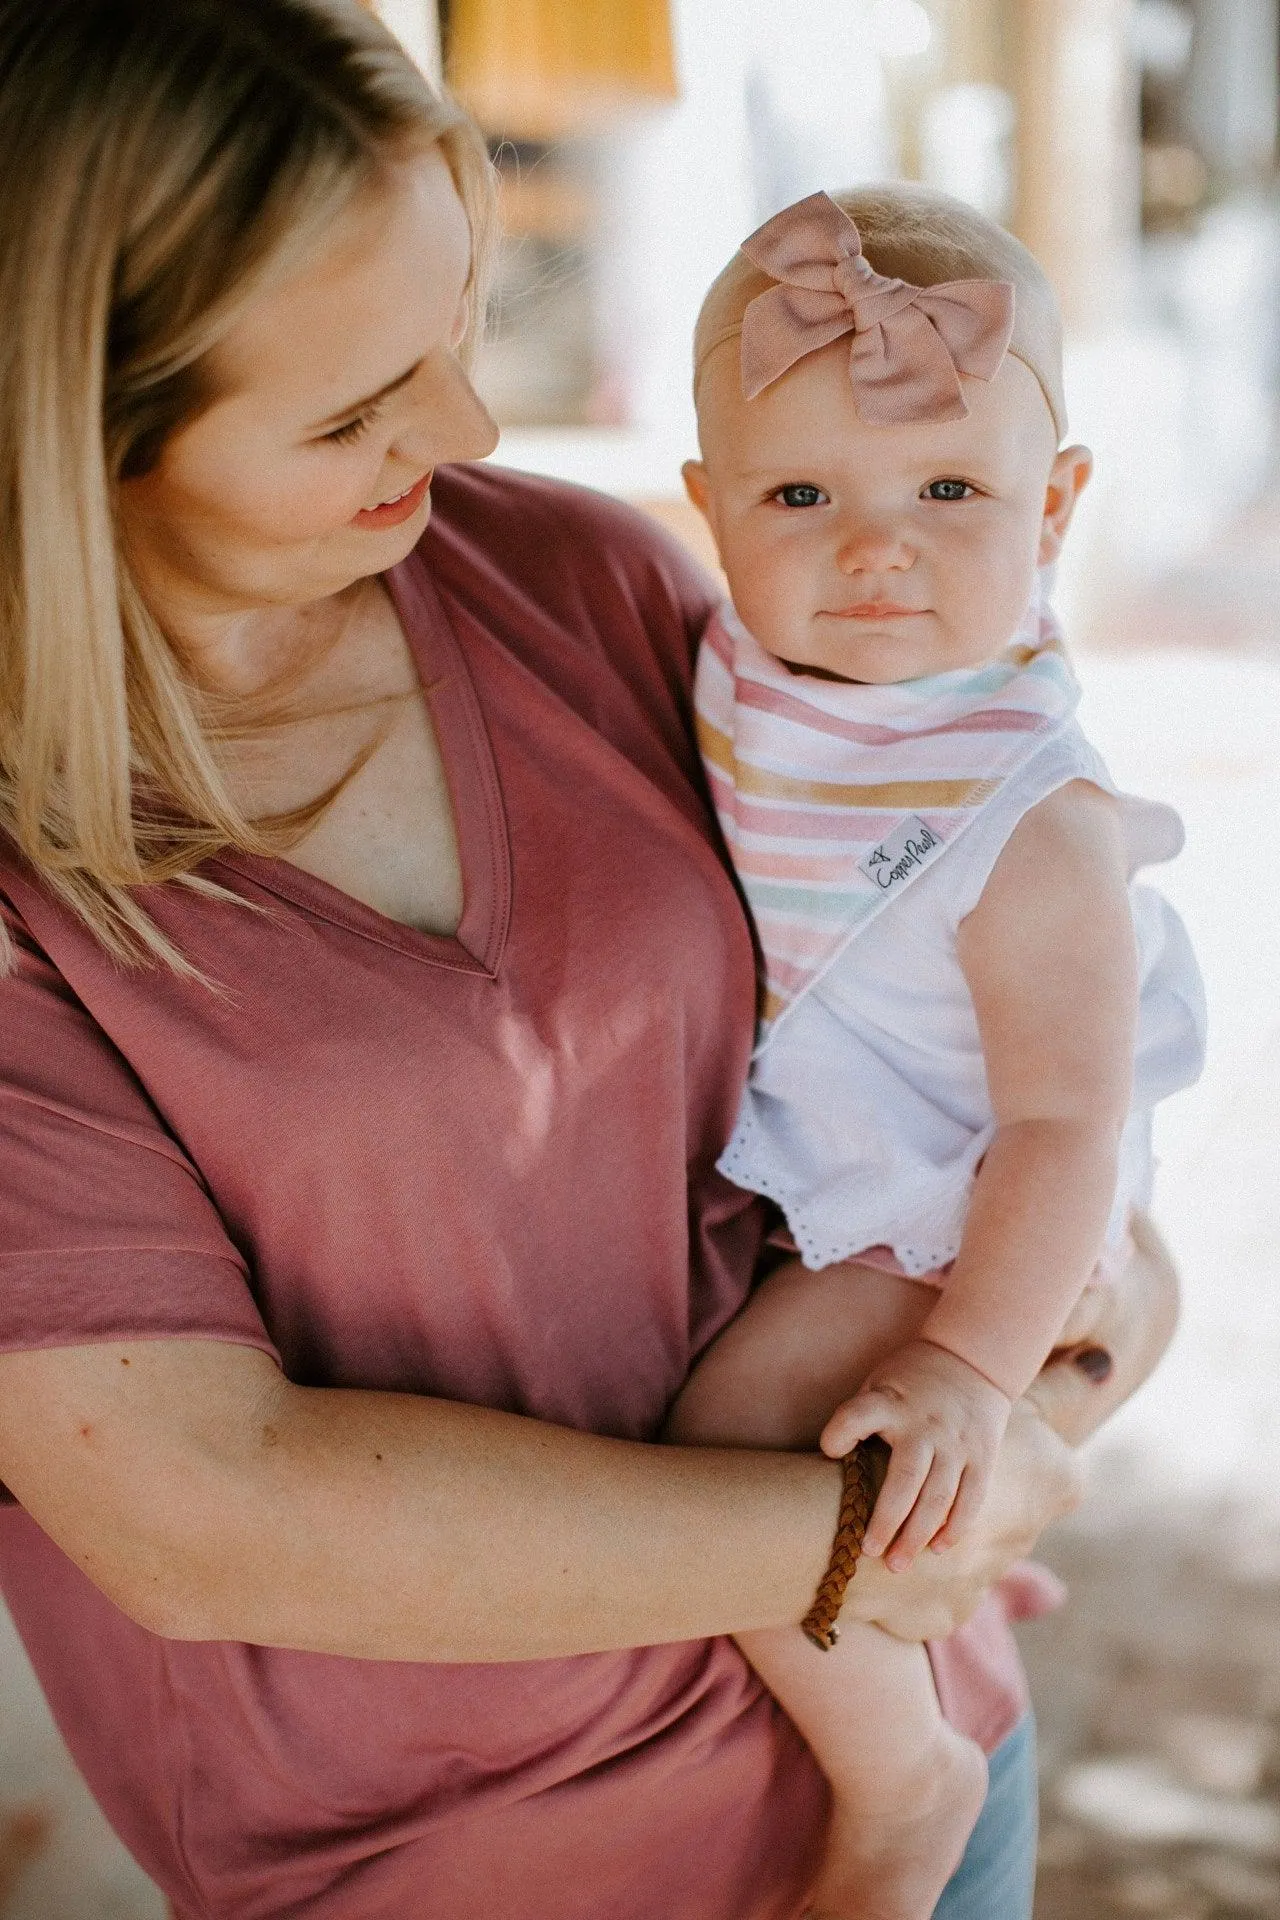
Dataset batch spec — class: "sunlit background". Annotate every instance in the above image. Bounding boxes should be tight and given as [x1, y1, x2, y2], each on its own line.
[2, 5, 1279, 1916]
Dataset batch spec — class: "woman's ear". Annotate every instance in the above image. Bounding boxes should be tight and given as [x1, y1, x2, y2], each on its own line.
[1039, 444, 1093, 565]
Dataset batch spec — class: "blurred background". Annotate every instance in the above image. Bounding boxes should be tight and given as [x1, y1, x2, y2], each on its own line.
[2, 3, 1278, 1915]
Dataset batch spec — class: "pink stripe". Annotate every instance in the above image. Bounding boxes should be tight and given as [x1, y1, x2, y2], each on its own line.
[763, 950, 827, 992]
[732, 803, 927, 839]
[736, 678, 1046, 745]
[702, 621, 735, 670]
[747, 850, 870, 882]
[758, 914, 849, 953]
[942, 709, 1046, 734]
[733, 805, 958, 845]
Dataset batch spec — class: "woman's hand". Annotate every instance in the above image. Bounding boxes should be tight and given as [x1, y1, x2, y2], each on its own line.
[1027, 1209, 1179, 1447]
[836, 1394, 1082, 1642]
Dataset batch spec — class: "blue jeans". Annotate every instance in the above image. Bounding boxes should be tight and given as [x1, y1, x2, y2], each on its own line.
[932, 1716, 1038, 1920]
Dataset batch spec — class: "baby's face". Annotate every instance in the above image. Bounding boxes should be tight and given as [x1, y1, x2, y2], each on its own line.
[686, 338, 1089, 684]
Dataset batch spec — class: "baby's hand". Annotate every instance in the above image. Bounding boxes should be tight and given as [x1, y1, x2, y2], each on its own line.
[819, 1340, 1012, 1572]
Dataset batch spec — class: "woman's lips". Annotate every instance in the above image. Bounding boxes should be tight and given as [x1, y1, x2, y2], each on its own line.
[351, 470, 432, 529]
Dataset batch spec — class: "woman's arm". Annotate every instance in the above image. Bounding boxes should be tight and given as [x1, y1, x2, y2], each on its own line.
[1027, 1207, 1180, 1448]
[0, 1333, 1080, 1658]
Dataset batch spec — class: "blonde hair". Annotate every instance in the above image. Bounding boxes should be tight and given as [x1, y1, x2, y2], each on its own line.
[0, 0, 495, 973]
[694, 182, 1066, 441]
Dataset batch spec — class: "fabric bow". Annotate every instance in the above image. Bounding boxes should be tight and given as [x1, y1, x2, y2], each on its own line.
[739, 191, 1016, 423]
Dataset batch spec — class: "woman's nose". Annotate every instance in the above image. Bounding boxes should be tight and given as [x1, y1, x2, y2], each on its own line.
[443, 363, 501, 462]
[834, 518, 912, 573]
[395, 358, 499, 469]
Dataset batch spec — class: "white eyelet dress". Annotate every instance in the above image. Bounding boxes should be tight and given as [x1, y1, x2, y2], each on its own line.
[696, 602, 1207, 1278]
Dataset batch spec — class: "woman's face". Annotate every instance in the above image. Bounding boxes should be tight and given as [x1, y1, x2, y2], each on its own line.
[117, 146, 499, 629]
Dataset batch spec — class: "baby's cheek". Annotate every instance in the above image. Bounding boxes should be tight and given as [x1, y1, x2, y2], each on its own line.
[970, 559, 1038, 651]
[726, 577, 791, 656]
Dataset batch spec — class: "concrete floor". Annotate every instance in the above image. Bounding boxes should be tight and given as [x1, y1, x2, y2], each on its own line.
[1, 511, 1278, 1917]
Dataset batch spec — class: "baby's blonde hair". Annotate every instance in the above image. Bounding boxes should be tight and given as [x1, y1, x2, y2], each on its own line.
[694, 182, 1066, 441]
[0, 0, 494, 974]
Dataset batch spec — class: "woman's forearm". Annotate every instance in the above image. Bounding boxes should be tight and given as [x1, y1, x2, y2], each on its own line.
[0, 1338, 841, 1660]
[181, 1377, 849, 1659]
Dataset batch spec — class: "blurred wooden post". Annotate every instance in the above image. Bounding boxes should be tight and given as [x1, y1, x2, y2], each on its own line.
[937, 0, 1004, 86]
[1012, 0, 1140, 332]
[362, 0, 442, 82]
[444, 0, 677, 142]
[1182, 0, 1279, 184]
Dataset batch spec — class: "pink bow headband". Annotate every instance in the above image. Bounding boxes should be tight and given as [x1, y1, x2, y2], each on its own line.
[735, 191, 1018, 426]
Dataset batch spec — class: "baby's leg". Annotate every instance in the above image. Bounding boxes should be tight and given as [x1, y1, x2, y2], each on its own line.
[668, 1260, 987, 1920]
[741, 1616, 986, 1920]
[670, 1254, 934, 1450]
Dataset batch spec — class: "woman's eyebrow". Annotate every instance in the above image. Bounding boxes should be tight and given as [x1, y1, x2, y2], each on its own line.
[307, 360, 422, 431]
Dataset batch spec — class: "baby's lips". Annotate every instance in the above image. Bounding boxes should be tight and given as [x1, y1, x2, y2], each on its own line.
[993, 1559, 1068, 1621]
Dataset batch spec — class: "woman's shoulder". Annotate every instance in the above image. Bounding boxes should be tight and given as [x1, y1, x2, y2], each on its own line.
[425, 460, 706, 575]
[418, 463, 721, 683]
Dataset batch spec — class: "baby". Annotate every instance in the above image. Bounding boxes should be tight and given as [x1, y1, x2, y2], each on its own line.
[665, 185, 1206, 1920]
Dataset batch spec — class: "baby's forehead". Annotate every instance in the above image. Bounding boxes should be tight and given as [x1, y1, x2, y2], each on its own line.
[696, 335, 1055, 470]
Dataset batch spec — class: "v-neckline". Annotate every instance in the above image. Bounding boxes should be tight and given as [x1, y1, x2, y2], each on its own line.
[208, 550, 512, 975]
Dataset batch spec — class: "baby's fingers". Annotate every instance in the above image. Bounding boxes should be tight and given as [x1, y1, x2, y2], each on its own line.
[928, 1459, 991, 1553]
[861, 1440, 932, 1560]
[819, 1390, 899, 1460]
[884, 1456, 964, 1570]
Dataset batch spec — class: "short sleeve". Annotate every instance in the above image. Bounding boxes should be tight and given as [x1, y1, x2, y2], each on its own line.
[0, 903, 280, 1365]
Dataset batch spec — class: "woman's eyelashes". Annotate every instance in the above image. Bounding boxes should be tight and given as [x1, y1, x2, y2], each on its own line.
[323, 402, 385, 447]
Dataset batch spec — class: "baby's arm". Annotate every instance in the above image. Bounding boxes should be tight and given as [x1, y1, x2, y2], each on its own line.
[823, 779, 1138, 1568]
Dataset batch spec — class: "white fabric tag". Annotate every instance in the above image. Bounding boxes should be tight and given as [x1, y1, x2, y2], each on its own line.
[858, 815, 944, 895]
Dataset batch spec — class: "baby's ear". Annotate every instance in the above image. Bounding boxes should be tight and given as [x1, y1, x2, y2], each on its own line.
[682, 460, 712, 520]
[1039, 444, 1093, 564]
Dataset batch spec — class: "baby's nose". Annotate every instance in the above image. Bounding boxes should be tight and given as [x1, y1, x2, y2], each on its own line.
[834, 520, 912, 572]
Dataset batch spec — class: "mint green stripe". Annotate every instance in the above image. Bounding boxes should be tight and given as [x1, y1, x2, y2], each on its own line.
[744, 881, 879, 919]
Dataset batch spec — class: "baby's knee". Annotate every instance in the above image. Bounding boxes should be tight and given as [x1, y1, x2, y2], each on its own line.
[664, 1346, 819, 1449]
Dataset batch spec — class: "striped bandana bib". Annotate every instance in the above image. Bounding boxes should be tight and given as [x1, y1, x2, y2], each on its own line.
[694, 588, 1079, 1049]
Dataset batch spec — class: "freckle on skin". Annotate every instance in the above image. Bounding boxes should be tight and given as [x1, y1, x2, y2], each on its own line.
[120, 1356, 130, 1366]
[79, 1426, 92, 1439]
[262, 1425, 279, 1447]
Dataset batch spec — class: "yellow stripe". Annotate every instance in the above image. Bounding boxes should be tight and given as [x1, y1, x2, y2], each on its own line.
[699, 706, 1013, 809]
[698, 714, 1000, 808]
[738, 764, 1000, 808]
[695, 712, 735, 777]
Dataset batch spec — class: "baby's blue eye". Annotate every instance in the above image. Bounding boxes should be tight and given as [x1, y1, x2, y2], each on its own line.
[775, 484, 827, 508]
[924, 479, 972, 501]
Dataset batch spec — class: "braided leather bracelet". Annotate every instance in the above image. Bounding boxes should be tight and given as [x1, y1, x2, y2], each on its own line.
[800, 1436, 891, 1650]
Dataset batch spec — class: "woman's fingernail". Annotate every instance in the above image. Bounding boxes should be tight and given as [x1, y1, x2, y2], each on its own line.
[1074, 1345, 1113, 1382]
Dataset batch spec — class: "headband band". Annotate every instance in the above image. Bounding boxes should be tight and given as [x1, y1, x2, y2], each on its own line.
[695, 191, 1067, 439]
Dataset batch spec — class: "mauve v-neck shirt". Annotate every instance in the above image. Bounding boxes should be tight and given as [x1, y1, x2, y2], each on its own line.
[0, 466, 1023, 1920]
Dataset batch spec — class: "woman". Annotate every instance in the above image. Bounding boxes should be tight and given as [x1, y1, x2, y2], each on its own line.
[0, 4, 1171, 1917]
